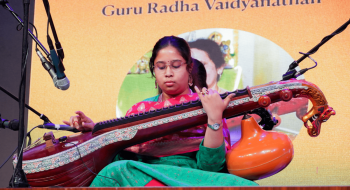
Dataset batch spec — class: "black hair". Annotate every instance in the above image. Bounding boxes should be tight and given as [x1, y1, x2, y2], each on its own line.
[190, 58, 208, 92]
[188, 39, 225, 69]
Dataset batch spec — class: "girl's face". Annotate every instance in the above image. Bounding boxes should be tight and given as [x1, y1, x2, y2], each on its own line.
[154, 46, 190, 97]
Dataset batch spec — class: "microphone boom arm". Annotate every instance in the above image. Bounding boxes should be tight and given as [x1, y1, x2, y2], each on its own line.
[282, 18, 350, 81]
[0, 86, 51, 124]
[1, 1, 50, 57]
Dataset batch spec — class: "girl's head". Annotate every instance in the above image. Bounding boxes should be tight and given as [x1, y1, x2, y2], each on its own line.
[149, 36, 192, 77]
[149, 36, 193, 96]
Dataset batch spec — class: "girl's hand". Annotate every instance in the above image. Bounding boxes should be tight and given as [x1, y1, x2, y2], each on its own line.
[63, 111, 95, 132]
[194, 86, 234, 125]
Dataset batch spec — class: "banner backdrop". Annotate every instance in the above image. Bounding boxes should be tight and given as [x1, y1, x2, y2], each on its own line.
[27, 0, 350, 186]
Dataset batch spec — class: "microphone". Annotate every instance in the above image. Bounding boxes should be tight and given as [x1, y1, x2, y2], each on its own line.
[37, 123, 80, 133]
[0, 118, 19, 131]
[36, 49, 69, 90]
[47, 36, 70, 90]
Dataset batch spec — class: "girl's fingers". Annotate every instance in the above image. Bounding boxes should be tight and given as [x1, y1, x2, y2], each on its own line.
[68, 116, 76, 127]
[76, 111, 86, 118]
[194, 86, 204, 99]
[76, 111, 91, 122]
[62, 120, 70, 125]
[65, 111, 94, 132]
[202, 87, 208, 95]
[223, 93, 235, 106]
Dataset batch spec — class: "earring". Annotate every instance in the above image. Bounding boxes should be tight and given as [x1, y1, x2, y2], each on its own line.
[155, 80, 158, 89]
[188, 75, 193, 86]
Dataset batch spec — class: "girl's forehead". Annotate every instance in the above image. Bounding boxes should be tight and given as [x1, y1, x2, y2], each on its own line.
[155, 46, 185, 60]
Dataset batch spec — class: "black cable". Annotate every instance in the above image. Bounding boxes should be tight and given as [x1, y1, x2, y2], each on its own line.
[42, 0, 64, 60]
[282, 19, 350, 81]
[2, 127, 117, 185]
[45, 1, 51, 49]
[293, 19, 350, 68]
[15, 23, 29, 105]
[0, 147, 17, 170]
[299, 52, 318, 70]
[46, 14, 50, 41]
[1, 1, 53, 125]
[0, 125, 74, 173]
[17, 23, 38, 50]
[17, 31, 29, 108]
[10, 126, 38, 187]
[3, 4, 39, 51]
[294, 52, 318, 78]
[16, 9, 31, 106]
[17, 49, 28, 109]
[4, 1, 42, 53]
[0, 86, 52, 123]
[2, 2, 50, 56]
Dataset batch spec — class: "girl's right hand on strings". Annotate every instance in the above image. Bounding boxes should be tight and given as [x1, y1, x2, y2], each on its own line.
[63, 111, 95, 132]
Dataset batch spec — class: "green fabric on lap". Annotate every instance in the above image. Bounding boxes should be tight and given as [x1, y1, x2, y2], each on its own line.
[90, 140, 258, 187]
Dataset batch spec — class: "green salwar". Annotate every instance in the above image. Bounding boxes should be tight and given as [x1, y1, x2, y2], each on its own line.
[90, 140, 258, 187]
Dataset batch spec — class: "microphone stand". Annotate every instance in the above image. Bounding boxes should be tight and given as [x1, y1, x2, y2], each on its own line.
[42, 0, 64, 59]
[7, 0, 31, 187]
[0, 85, 54, 145]
[0, 86, 51, 124]
[282, 19, 350, 81]
[2, 0, 70, 91]
[1, 1, 66, 186]
[1, 0, 50, 57]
